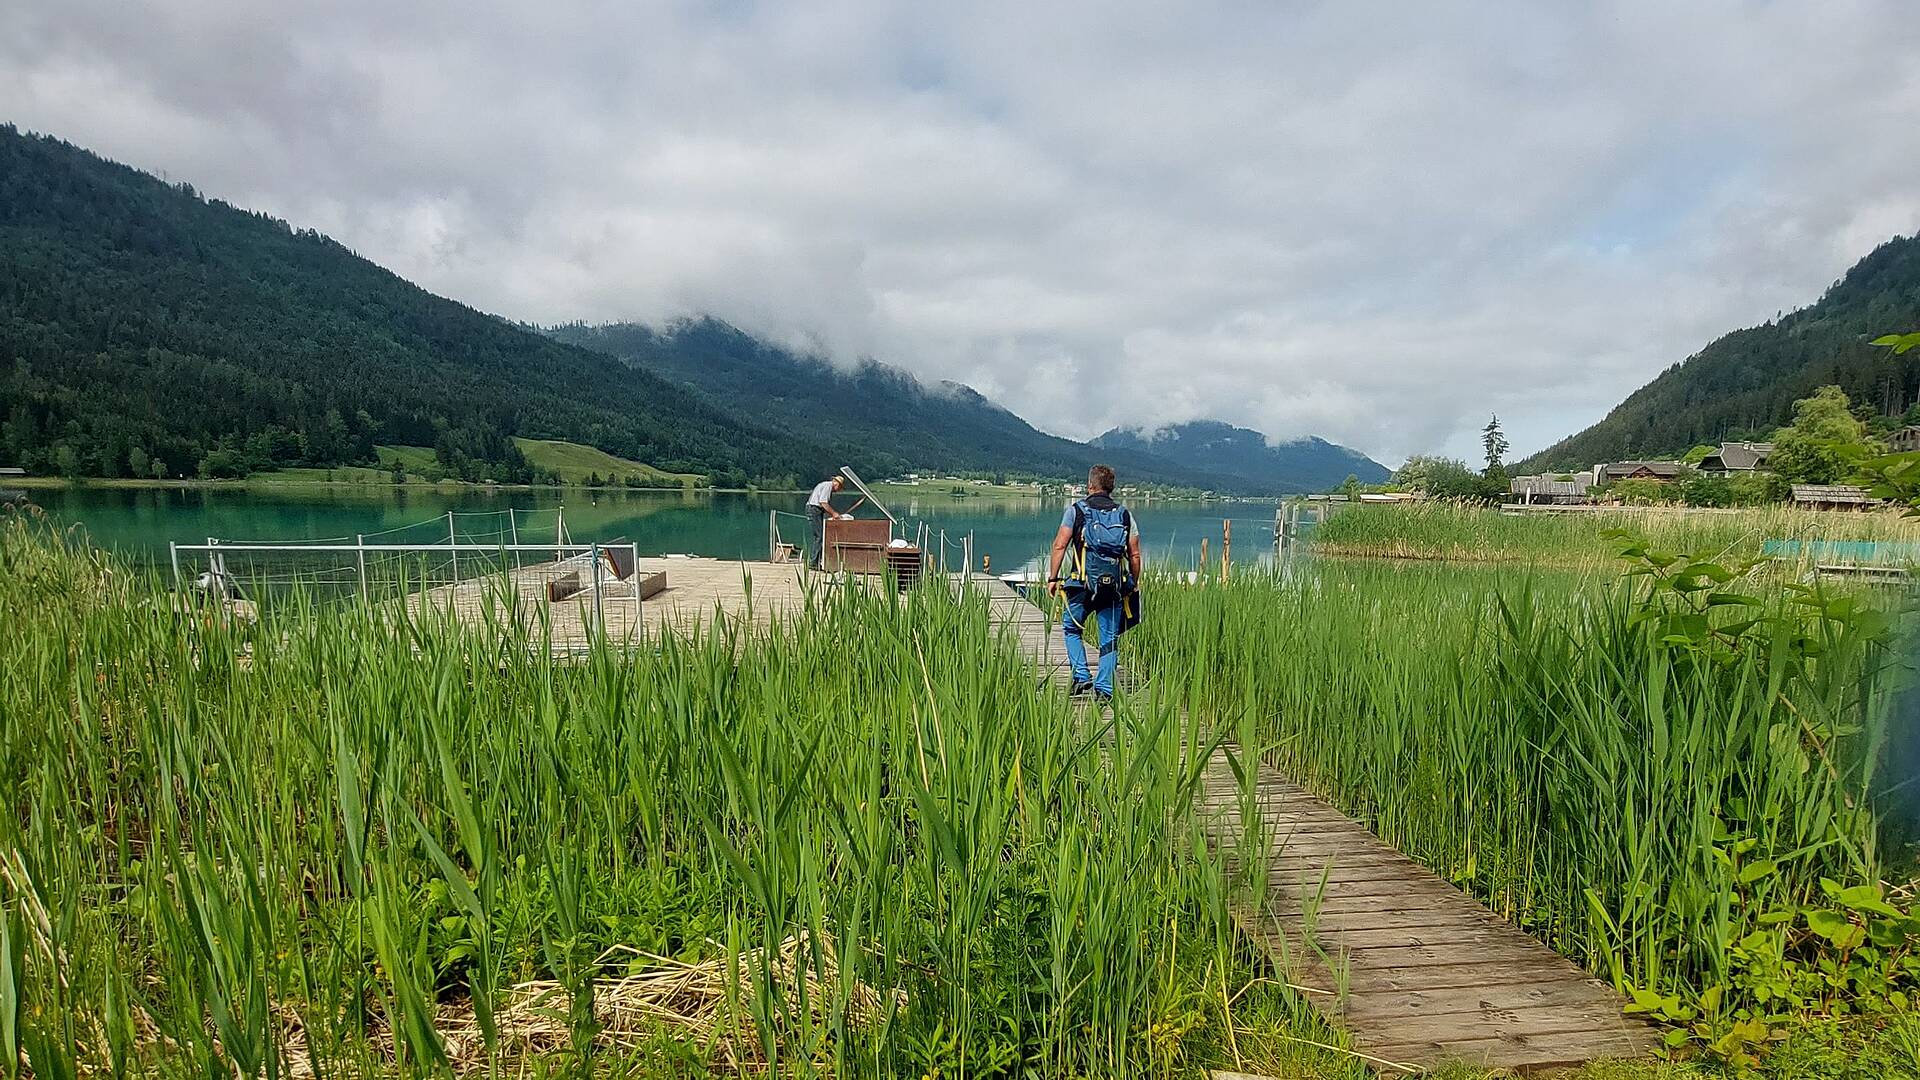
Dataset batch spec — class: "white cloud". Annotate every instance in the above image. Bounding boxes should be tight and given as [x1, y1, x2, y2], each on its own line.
[4, 0, 1918, 465]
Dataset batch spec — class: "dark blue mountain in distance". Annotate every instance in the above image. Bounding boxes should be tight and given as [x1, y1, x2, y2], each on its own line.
[1090, 421, 1389, 494]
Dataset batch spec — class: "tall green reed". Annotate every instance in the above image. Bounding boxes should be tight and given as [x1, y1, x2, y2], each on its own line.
[0, 512, 1341, 1078]
[1133, 554, 1895, 1000]
[1310, 500, 1920, 567]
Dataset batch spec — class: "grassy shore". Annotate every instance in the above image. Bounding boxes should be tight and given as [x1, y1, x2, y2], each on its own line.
[1135, 555, 1919, 1074]
[0, 515, 1369, 1079]
[1310, 501, 1920, 567]
[5, 513, 1915, 1077]
[4, 473, 793, 494]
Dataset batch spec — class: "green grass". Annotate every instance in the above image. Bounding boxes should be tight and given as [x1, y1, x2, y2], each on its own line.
[251, 464, 413, 485]
[1133, 553, 1916, 1071]
[0, 513, 1361, 1078]
[11, 441, 701, 489]
[874, 480, 1051, 500]
[1311, 501, 1920, 567]
[511, 438, 703, 487]
[374, 443, 439, 475]
[4, 511, 1912, 1077]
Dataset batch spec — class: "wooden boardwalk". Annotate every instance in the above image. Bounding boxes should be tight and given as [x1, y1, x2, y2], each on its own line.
[957, 572, 1655, 1073]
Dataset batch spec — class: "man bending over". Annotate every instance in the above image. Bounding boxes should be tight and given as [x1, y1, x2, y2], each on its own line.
[806, 473, 849, 570]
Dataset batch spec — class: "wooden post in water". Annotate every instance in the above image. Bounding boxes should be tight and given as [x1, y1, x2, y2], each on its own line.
[1222, 519, 1232, 583]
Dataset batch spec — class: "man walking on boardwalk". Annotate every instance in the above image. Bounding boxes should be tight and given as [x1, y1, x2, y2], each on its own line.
[1046, 464, 1144, 701]
[805, 472, 849, 570]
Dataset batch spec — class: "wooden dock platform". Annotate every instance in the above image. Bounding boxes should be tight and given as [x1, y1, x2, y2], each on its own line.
[958, 571, 1655, 1073]
[415, 556, 818, 652]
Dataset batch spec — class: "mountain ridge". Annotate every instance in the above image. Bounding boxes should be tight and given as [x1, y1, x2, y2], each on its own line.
[0, 123, 1388, 496]
[0, 125, 832, 486]
[549, 319, 1330, 493]
[1520, 234, 1920, 472]
[1090, 420, 1390, 494]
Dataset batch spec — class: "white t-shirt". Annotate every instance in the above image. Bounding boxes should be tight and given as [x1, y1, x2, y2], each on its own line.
[808, 480, 837, 508]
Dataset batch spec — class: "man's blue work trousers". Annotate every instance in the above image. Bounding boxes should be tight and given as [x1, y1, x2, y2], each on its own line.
[806, 504, 827, 570]
[1061, 590, 1122, 695]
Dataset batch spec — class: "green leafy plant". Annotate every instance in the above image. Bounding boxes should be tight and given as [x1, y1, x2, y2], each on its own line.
[1872, 331, 1920, 356]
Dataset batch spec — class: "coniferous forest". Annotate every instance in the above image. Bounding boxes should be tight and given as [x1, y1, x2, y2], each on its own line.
[1523, 235, 1920, 470]
[0, 126, 831, 487]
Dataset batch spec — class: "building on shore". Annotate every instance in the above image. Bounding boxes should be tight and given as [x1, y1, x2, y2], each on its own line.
[1697, 442, 1774, 473]
[1597, 460, 1685, 483]
[1889, 426, 1920, 454]
[1791, 484, 1881, 511]
[1508, 475, 1592, 505]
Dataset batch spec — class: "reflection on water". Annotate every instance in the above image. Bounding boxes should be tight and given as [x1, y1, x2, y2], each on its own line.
[25, 485, 1285, 573]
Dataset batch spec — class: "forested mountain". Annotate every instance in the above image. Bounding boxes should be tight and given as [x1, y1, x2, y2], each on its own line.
[1522, 235, 1920, 471]
[1090, 421, 1389, 494]
[0, 126, 830, 486]
[547, 320, 1262, 491]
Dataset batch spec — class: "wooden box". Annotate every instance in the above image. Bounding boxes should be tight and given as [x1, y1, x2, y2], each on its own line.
[824, 518, 893, 573]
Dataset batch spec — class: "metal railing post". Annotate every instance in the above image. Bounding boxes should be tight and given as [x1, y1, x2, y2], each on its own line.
[590, 542, 605, 643]
[508, 510, 521, 574]
[631, 542, 642, 642]
[356, 534, 368, 602]
[169, 541, 181, 593]
[769, 509, 778, 563]
[447, 511, 459, 585]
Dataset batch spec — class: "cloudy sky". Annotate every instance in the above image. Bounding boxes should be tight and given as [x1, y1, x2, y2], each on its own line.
[4, 1, 1918, 464]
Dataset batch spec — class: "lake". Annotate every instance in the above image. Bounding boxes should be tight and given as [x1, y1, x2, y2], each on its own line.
[23, 486, 1285, 576]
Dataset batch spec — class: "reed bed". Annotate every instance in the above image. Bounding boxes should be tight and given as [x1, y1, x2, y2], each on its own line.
[1133, 556, 1904, 1003]
[0, 513, 1361, 1079]
[1310, 501, 1920, 567]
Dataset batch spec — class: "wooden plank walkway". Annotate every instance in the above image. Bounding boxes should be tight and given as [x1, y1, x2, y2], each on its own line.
[956, 572, 1656, 1073]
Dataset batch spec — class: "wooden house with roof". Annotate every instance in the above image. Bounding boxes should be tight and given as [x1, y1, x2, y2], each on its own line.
[1597, 460, 1685, 483]
[1697, 441, 1773, 473]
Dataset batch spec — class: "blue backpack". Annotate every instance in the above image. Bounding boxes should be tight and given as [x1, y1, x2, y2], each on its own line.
[1070, 499, 1133, 606]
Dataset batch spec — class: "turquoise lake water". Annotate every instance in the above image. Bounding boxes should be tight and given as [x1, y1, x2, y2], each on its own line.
[21, 486, 1284, 576]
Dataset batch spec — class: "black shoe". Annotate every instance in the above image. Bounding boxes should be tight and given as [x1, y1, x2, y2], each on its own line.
[1068, 680, 1094, 697]
[1093, 691, 1113, 706]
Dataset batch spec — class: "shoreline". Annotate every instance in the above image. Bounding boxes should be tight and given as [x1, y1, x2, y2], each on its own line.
[7, 476, 1269, 503]
[5, 475, 802, 495]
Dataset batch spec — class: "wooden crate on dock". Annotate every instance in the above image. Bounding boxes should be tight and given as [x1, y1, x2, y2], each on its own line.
[824, 518, 892, 574]
[885, 547, 924, 588]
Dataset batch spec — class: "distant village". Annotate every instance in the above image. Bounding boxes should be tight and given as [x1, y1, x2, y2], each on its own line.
[1504, 431, 1913, 511]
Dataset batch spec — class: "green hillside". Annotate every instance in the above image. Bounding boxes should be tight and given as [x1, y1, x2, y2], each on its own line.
[374, 445, 438, 476]
[0, 126, 830, 487]
[547, 319, 1267, 492]
[510, 439, 702, 486]
[1522, 235, 1920, 470]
